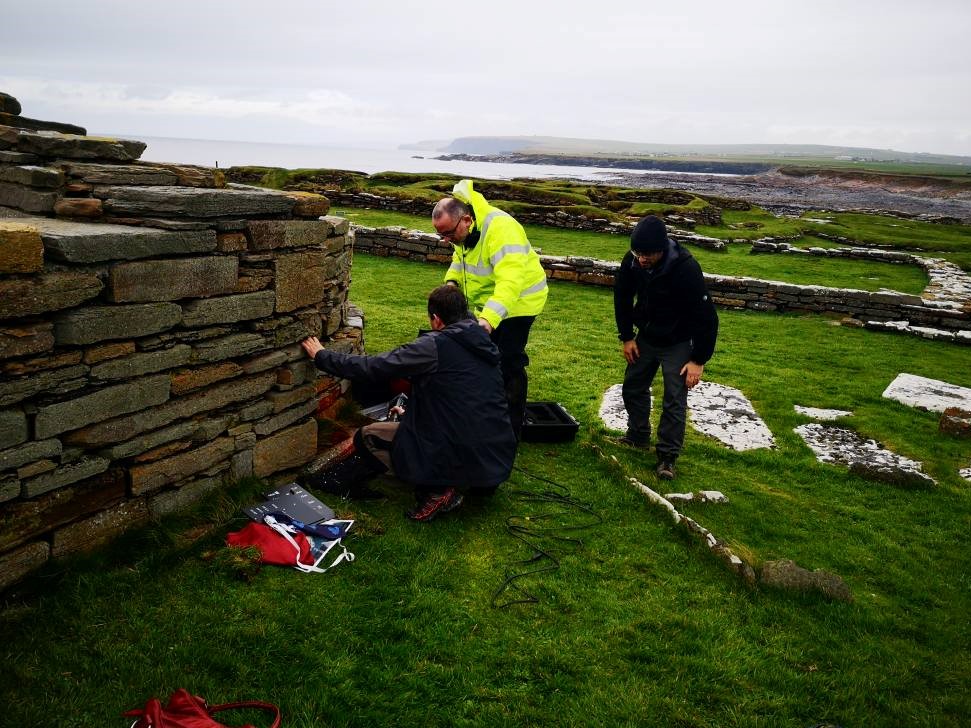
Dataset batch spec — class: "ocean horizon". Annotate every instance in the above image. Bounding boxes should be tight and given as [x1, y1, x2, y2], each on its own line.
[132, 135, 735, 182]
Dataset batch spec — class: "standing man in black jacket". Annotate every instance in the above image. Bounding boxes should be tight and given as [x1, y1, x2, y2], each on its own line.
[301, 285, 517, 521]
[613, 215, 719, 481]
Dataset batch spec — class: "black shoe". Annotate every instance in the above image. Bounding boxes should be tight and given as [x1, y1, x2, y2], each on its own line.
[611, 435, 650, 450]
[304, 452, 386, 500]
[656, 460, 676, 481]
[406, 488, 464, 522]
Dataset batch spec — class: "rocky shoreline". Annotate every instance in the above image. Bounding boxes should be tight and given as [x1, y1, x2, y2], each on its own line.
[435, 152, 971, 222]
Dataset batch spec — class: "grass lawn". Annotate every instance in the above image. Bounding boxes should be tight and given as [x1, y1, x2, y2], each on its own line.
[337, 207, 929, 294]
[2, 253, 969, 727]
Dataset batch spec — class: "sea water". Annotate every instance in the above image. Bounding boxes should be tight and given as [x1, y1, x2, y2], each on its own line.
[139, 136, 730, 181]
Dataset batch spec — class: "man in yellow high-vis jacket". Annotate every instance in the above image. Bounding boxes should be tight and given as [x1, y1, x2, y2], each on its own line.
[433, 179, 548, 440]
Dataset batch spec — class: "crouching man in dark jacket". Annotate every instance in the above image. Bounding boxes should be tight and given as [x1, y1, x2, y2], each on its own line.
[300, 285, 517, 522]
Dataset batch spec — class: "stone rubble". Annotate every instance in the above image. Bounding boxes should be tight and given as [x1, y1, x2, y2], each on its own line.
[882, 373, 971, 414]
[794, 423, 935, 488]
[794, 405, 853, 420]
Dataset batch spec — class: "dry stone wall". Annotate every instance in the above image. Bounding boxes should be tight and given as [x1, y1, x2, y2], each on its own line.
[353, 225, 970, 339]
[0, 96, 361, 590]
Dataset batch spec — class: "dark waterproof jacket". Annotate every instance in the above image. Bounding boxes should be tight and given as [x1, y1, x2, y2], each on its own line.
[613, 239, 719, 363]
[313, 318, 516, 490]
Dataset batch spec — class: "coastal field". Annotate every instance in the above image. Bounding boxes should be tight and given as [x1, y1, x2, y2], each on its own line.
[2, 248, 969, 727]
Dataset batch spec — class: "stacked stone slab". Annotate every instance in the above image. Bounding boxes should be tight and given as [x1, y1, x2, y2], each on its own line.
[353, 225, 970, 340]
[0, 94, 361, 590]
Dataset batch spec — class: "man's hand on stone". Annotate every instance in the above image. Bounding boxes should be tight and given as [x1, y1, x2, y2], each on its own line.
[301, 336, 324, 359]
[681, 361, 704, 389]
[478, 317, 493, 334]
[622, 339, 640, 364]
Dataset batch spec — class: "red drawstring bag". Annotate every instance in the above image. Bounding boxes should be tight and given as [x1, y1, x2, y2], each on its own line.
[124, 689, 280, 727]
[226, 521, 311, 566]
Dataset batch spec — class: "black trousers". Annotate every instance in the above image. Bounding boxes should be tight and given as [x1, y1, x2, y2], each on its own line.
[490, 315, 536, 441]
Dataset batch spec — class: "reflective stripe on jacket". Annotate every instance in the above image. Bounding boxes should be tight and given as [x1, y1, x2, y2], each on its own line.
[444, 179, 548, 328]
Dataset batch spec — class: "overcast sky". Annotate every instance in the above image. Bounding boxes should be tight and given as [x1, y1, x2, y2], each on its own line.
[2, 0, 969, 155]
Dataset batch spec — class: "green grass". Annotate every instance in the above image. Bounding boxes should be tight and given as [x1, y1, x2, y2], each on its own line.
[337, 207, 929, 293]
[3, 253, 970, 727]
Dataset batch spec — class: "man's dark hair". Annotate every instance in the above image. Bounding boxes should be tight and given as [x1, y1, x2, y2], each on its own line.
[433, 197, 473, 222]
[427, 285, 472, 325]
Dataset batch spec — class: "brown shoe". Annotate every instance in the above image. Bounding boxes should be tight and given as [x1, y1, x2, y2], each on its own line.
[656, 460, 676, 481]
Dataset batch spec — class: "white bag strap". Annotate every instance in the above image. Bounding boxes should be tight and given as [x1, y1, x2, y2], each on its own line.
[264, 516, 355, 574]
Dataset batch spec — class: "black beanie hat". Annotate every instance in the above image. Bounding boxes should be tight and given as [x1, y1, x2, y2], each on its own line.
[630, 215, 668, 253]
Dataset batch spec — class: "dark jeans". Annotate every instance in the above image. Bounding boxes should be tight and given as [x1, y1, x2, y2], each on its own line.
[490, 315, 536, 441]
[621, 337, 692, 461]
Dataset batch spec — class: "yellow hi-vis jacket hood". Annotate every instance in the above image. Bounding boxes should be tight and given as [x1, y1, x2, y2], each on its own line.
[444, 179, 548, 329]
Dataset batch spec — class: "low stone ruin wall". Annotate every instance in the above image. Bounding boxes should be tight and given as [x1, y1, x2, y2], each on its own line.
[0, 102, 362, 590]
[328, 191, 723, 241]
[353, 225, 971, 338]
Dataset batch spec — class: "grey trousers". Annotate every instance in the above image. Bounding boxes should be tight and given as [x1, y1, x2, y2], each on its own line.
[621, 338, 692, 461]
[358, 421, 398, 473]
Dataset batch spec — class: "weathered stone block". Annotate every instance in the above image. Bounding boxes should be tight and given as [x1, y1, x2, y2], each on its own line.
[181, 291, 275, 328]
[253, 418, 317, 477]
[0, 438, 61, 471]
[0, 126, 145, 161]
[0, 322, 54, 359]
[241, 350, 289, 375]
[192, 333, 270, 363]
[0, 271, 103, 320]
[130, 437, 234, 495]
[0, 364, 89, 407]
[60, 162, 178, 186]
[26, 216, 218, 263]
[0, 93, 21, 115]
[939, 407, 971, 438]
[230, 449, 254, 480]
[0, 541, 50, 592]
[109, 256, 238, 302]
[148, 475, 222, 518]
[34, 374, 171, 439]
[0, 409, 28, 449]
[0, 221, 44, 272]
[267, 384, 317, 414]
[90, 344, 191, 381]
[275, 250, 330, 313]
[2, 351, 82, 377]
[216, 232, 248, 253]
[18, 459, 57, 479]
[0, 181, 58, 213]
[322, 216, 349, 235]
[102, 420, 199, 461]
[53, 197, 103, 218]
[65, 372, 276, 447]
[138, 163, 224, 188]
[0, 164, 63, 188]
[21, 456, 111, 497]
[99, 184, 293, 218]
[0, 468, 125, 551]
[54, 303, 182, 345]
[51, 498, 150, 558]
[248, 219, 333, 251]
[170, 361, 243, 395]
[254, 400, 318, 437]
[82, 341, 135, 364]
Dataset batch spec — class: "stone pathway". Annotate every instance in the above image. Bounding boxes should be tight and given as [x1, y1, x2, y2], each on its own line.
[599, 381, 776, 451]
[794, 423, 935, 488]
[882, 373, 971, 413]
[794, 405, 852, 420]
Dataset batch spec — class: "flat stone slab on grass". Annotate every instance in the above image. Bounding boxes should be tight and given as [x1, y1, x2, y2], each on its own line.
[600, 381, 775, 450]
[795, 423, 935, 488]
[794, 405, 852, 421]
[687, 381, 775, 451]
[882, 373, 971, 413]
[598, 383, 628, 433]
